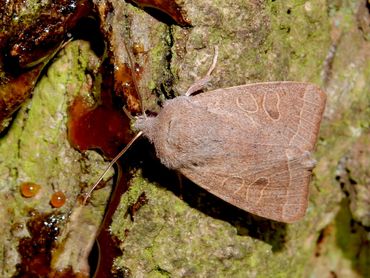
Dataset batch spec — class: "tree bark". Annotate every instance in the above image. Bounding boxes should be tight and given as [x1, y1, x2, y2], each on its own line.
[0, 0, 369, 277]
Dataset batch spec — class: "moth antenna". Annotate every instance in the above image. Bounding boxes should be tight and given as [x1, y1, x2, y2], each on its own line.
[28, 38, 73, 69]
[185, 46, 219, 96]
[60, 38, 73, 50]
[122, 34, 146, 118]
[206, 45, 219, 76]
[82, 131, 143, 205]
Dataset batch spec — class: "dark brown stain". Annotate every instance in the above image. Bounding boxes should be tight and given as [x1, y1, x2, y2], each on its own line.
[14, 212, 65, 278]
[129, 0, 191, 26]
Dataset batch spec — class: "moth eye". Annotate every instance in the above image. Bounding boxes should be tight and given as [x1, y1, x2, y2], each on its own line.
[20, 182, 41, 198]
[50, 191, 66, 208]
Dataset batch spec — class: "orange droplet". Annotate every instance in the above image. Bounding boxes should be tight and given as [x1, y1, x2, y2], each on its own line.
[20, 182, 41, 198]
[50, 191, 66, 208]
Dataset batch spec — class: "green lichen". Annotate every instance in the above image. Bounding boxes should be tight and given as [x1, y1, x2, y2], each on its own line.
[1, 0, 45, 29]
[335, 200, 369, 276]
[0, 40, 110, 276]
[110, 0, 369, 277]
[112, 173, 270, 277]
[266, 0, 330, 83]
[309, 199, 369, 278]
[1, 0, 368, 276]
[113, 173, 328, 277]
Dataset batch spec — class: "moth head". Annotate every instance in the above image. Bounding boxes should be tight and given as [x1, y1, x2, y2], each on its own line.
[134, 115, 158, 143]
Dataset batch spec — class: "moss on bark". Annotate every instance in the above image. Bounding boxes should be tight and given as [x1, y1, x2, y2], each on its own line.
[0, 0, 369, 277]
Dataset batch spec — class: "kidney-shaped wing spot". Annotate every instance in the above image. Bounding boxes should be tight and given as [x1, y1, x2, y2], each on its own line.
[236, 95, 261, 127]
[262, 92, 281, 121]
[233, 182, 248, 198]
[252, 177, 270, 204]
[222, 176, 245, 195]
[236, 92, 259, 113]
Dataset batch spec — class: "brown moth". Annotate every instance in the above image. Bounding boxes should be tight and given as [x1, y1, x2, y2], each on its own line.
[134, 81, 326, 223]
[84, 48, 326, 223]
[135, 82, 326, 222]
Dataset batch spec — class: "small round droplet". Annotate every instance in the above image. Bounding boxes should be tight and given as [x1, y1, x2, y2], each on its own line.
[20, 182, 41, 198]
[50, 191, 66, 208]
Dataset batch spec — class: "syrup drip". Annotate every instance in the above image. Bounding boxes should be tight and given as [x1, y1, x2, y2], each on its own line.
[50, 191, 67, 208]
[20, 182, 41, 198]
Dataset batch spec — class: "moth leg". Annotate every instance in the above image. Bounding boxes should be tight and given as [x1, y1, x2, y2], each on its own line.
[185, 46, 219, 96]
[177, 172, 184, 200]
[122, 106, 135, 120]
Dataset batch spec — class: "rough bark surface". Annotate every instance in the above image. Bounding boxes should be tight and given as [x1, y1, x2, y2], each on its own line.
[0, 0, 369, 277]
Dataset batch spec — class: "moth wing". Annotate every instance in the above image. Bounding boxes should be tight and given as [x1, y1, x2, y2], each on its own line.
[179, 82, 326, 222]
[179, 145, 314, 223]
[190, 82, 326, 152]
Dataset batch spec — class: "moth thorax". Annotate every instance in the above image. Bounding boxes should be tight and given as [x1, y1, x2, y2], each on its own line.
[134, 116, 157, 143]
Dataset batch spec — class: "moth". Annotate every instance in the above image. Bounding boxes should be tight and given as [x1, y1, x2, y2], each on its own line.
[86, 47, 326, 223]
[135, 81, 326, 223]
